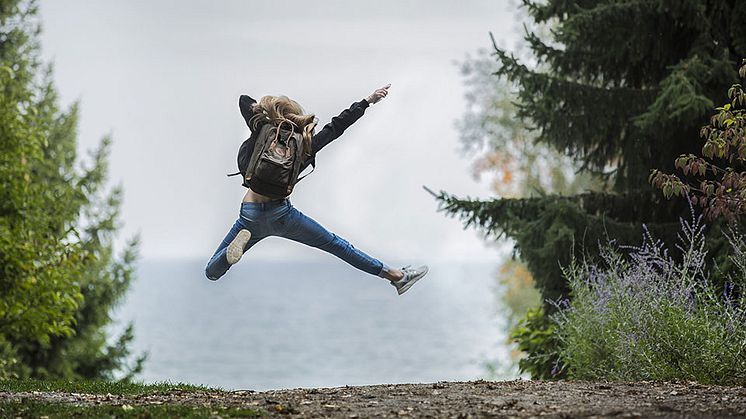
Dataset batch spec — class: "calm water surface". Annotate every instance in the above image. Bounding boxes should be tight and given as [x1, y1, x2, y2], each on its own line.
[112, 259, 511, 390]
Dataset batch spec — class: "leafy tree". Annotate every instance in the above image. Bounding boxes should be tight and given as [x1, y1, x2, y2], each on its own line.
[0, 0, 143, 379]
[431, 0, 746, 377]
[433, 0, 746, 306]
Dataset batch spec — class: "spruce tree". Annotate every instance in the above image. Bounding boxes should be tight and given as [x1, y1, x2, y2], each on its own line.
[432, 0, 746, 307]
[0, 0, 143, 379]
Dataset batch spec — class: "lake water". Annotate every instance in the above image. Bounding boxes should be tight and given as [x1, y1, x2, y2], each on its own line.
[111, 259, 513, 391]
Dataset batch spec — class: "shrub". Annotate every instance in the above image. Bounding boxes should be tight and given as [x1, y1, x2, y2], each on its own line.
[650, 59, 746, 222]
[510, 307, 566, 379]
[552, 207, 746, 385]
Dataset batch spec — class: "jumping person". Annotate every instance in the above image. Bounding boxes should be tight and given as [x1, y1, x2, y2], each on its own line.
[204, 84, 429, 295]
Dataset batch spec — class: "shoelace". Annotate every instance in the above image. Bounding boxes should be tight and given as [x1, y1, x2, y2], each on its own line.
[398, 265, 413, 283]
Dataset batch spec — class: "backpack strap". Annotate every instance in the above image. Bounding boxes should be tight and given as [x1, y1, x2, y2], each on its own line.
[276, 119, 295, 142]
[244, 123, 274, 181]
[270, 119, 295, 150]
[297, 158, 315, 182]
[295, 161, 316, 183]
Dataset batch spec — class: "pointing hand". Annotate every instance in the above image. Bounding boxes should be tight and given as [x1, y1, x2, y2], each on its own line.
[366, 83, 391, 105]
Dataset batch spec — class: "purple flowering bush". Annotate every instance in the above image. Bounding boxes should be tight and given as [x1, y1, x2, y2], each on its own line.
[552, 208, 746, 384]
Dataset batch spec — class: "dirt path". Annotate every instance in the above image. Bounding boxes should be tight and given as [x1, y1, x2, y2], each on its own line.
[3, 380, 746, 418]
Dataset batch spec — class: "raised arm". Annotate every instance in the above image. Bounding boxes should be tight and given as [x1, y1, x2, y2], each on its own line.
[239, 94, 258, 129]
[310, 99, 369, 155]
[311, 84, 390, 156]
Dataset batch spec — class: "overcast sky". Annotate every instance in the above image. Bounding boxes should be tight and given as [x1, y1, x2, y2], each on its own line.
[38, 1, 522, 264]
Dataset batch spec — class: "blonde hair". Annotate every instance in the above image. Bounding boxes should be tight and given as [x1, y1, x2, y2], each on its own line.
[249, 95, 317, 157]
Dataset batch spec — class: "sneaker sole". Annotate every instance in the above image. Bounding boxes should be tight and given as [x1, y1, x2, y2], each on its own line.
[226, 229, 252, 265]
[397, 266, 429, 295]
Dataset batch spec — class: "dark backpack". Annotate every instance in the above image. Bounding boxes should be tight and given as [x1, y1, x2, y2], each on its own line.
[230, 119, 314, 199]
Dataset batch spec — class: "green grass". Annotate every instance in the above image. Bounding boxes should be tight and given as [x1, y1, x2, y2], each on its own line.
[0, 378, 221, 395]
[0, 379, 264, 418]
[0, 399, 263, 418]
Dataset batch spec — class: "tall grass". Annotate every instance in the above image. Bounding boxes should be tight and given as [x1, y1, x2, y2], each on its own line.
[553, 208, 746, 385]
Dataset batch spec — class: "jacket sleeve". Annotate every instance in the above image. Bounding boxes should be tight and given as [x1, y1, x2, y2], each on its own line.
[311, 98, 370, 156]
[239, 95, 258, 130]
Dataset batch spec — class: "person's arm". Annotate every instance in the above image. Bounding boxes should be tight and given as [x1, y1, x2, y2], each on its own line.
[239, 94, 258, 129]
[310, 84, 390, 156]
[310, 99, 370, 155]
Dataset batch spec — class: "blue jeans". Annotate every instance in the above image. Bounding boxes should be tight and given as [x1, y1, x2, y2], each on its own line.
[205, 198, 390, 281]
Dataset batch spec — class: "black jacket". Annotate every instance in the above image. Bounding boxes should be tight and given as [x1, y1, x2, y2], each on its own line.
[238, 95, 370, 173]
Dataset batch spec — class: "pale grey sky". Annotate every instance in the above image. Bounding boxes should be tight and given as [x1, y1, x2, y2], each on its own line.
[39, 1, 522, 263]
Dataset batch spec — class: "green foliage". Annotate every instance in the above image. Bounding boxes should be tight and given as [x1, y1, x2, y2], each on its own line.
[0, 0, 142, 380]
[0, 400, 263, 418]
[509, 307, 565, 379]
[0, 380, 240, 419]
[434, 0, 746, 378]
[651, 59, 746, 222]
[0, 379, 219, 395]
[553, 214, 746, 385]
[0, 0, 84, 373]
[437, 0, 746, 300]
[0, 337, 28, 380]
[428, 187, 686, 302]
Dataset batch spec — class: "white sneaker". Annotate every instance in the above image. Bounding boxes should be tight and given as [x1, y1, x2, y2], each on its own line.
[391, 265, 429, 295]
[226, 229, 252, 265]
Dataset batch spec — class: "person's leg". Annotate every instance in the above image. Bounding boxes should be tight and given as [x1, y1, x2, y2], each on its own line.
[205, 218, 263, 281]
[277, 207, 399, 279]
[379, 265, 405, 281]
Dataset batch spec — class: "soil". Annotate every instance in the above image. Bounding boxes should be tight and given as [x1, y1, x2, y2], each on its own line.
[3, 379, 746, 418]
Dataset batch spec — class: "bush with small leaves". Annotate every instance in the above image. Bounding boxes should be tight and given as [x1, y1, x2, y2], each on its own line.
[651, 60, 746, 222]
[553, 207, 746, 384]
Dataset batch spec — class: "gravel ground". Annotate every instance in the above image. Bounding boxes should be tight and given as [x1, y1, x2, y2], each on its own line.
[3, 379, 746, 418]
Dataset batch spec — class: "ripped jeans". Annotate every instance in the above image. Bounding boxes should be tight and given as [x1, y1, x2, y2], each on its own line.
[205, 198, 391, 281]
